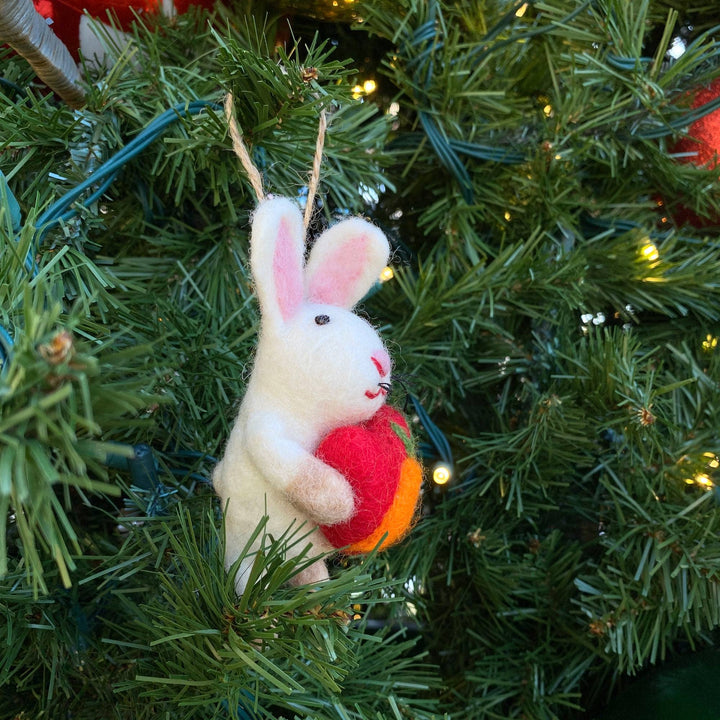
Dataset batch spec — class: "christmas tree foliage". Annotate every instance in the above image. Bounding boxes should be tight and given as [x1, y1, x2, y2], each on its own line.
[4, 0, 720, 717]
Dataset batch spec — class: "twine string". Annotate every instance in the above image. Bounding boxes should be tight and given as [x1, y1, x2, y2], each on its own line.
[304, 109, 327, 229]
[224, 93, 265, 203]
[225, 93, 328, 230]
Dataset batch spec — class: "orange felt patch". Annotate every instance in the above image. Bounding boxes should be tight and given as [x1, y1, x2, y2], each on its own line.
[344, 457, 423, 555]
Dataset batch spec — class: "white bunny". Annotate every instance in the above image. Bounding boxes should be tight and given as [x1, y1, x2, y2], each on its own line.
[213, 196, 393, 595]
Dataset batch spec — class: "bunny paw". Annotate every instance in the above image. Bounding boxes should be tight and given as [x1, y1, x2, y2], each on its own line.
[286, 457, 355, 525]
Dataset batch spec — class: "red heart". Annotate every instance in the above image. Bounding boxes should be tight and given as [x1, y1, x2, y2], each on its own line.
[317, 405, 409, 548]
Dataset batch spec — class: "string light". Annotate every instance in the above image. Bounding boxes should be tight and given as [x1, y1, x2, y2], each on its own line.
[352, 79, 377, 99]
[683, 453, 719, 489]
[641, 242, 659, 262]
[379, 266, 394, 282]
[433, 463, 452, 485]
[543, 104, 553, 117]
[703, 334, 718, 351]
[515, 3, 529, 17]
[695, 474, 713, 487]
[704, 452, 719, 468]
[684, 473, 714, 489]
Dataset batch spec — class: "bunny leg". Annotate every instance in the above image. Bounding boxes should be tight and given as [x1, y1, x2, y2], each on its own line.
[230, 534, 330, 594]
[231, 555, 255, 597]
[289, 558, 329, 587]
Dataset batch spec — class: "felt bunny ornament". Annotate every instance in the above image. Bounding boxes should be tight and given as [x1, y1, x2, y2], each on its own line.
[212, 196, 394, 595]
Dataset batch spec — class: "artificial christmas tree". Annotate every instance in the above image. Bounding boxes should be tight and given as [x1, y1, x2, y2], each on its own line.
[4, 0, 720, 718]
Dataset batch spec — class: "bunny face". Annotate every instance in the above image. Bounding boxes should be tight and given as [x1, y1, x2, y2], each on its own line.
[248, 196, 392, 434]
[254, 301, 392, 431]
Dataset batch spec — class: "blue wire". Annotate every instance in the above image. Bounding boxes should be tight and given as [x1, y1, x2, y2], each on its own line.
[411, 395, 453, 466]
[0, 100, 220, 368]
[0, 324, 12, 370]
[0, 168, 23, 366]
[35, 100, 220, 243]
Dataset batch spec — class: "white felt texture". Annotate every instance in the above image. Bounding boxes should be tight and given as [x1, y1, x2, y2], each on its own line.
[213, 197, 392, 595]
[305, 218, 391, 308]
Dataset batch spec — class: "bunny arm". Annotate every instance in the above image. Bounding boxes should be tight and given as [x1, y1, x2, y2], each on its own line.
[244, 411, 356, 526]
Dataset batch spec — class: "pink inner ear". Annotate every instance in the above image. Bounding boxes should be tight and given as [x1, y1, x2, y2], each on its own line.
[273, 219, 303, 321]
[308, 235, 370, 306]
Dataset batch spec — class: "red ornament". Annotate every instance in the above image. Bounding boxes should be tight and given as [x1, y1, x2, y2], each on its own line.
[668, 77, 720, 228]
[32, 0, 215, 62]
[673, 78, 720, 169]
[317, 405, 423, 554]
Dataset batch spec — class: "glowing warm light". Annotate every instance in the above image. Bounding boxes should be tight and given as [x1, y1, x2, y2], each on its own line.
[352, 80, 377, 99]
[704, 452, 720, 468]
[681, 453, 719, 488]
[543, 104, 553, 117]
[515, 3, 529, 17]
[379, 266, 395, 282]
[387, 101, 400, 116]
[703, 334, 718, 351]
[504, 210, 512, 221]
[641, 242, 659, 262]
[433, 464, 452, 485]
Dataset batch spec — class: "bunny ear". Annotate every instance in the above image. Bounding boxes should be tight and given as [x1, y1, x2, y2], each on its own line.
[250, 197, 306, 326]
[305, 218, 390, 309]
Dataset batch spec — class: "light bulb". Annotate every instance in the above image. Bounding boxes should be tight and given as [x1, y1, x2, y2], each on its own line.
[379, 266, 394, 282]
[703, 334, 718, 351]
[433, 464, 452, 485]
[641, 242, 659, 262]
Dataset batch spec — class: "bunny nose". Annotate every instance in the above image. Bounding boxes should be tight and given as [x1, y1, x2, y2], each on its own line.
[371, 349, 391, 378]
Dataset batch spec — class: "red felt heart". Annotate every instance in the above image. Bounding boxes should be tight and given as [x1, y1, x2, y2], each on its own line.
[317, 405, 409, 548]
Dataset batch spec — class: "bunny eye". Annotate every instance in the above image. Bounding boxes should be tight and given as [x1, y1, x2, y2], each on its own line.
[314, 314, 331, 326]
